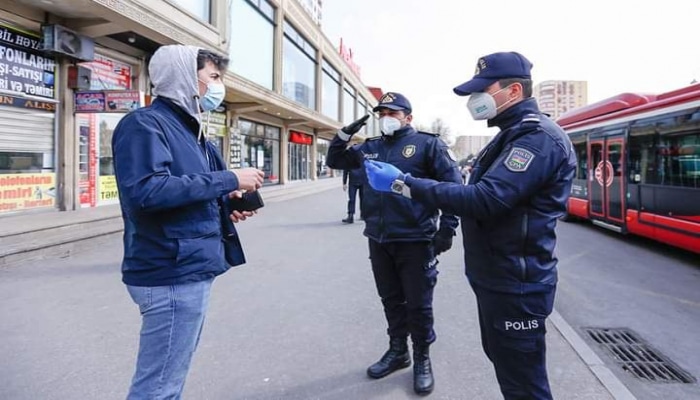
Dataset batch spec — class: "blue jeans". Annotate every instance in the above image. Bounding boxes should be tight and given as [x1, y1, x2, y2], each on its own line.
[126, 279, 214, 400]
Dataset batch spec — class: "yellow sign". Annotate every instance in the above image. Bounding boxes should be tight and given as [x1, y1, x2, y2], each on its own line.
[0, 173, 56, 213]
[99, 175, 119, 203]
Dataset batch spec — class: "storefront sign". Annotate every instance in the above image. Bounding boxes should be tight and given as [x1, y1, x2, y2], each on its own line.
[0, 173, 55, 212]
[75, 91, 105, 112]
[75, 90, 141, 112]
[80, 54, 131, 90]
[99, 175, 119, 203]
[338, 38, 361, 78]
[0, 94, 56, 111]
[0, 24, 56, 98]
[290, 131, 313, 145]
[105, 91, 139, 112]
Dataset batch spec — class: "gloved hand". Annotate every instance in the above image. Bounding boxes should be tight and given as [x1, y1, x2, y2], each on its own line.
[338, 115, 370, 141]
[364, 159, 403, 192]
[432, 228, 455, 256]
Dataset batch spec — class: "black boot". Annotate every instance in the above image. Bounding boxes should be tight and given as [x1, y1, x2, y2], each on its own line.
[413, 344, 434, 395]
[366, 337, 411, 379]
[342, 214, 354, 224]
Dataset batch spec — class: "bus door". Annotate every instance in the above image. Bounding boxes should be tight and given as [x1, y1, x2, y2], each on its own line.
[588, 136, 626, 230]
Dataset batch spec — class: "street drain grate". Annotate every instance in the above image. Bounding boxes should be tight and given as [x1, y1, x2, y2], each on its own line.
[585, 327, 695, 383]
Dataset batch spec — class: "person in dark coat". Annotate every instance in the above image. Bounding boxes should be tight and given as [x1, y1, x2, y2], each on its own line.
[341, 165, 366, 223]
[365, 52, 577, 400]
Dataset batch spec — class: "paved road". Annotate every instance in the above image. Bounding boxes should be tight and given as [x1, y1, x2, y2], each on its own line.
[1, 188, 616, 400]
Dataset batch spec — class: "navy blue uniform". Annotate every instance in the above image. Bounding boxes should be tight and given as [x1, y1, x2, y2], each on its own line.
[327, 125, 461, 345]
[405, 98, 576, 398]
[343, 167, 365, 217]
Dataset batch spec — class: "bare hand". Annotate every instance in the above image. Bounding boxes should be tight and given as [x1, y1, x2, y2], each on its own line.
[229, 209, 256, 223]
[343, 184, 348, 192]
[233, 168, 264, 191]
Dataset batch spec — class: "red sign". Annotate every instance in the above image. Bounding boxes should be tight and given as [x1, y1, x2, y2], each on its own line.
[339, 38, 361, 78]
[290, 131, 313, 145]
[80, 54, 132, 90]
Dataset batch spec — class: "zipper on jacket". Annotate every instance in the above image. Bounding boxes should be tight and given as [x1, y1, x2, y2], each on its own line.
[519, 213, 529, 281]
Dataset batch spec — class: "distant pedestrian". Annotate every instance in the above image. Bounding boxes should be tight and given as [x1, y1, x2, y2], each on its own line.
[341, 165, 365, 223]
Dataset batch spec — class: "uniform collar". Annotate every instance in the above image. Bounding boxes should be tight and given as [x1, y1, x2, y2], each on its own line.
[487, 98, 540, 130]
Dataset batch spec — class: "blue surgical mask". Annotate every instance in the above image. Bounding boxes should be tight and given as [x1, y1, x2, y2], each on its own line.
[198, 81, 225, 112]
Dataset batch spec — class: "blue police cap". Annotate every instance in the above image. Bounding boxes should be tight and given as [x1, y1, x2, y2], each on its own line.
[453, 52, 533, 96]
[372, 92, 412, 113]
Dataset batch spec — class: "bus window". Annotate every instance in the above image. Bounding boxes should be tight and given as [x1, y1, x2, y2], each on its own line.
[574, 142, 587, 179]
[628, 134, 657, 184]
[658, 133, 700, 188]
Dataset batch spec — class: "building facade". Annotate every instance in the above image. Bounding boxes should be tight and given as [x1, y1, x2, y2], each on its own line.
[533, 80, 588, 120]
[0, 0, 378, 216]
[453, 135, 492, 161]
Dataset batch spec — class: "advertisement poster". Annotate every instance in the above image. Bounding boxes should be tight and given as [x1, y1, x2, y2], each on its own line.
[78, 114, 97, 208]
[0, 24, 56, 98]
[0, 173, 56, 213]
[99, 175, 118, 205]
[80, 54, 131, 90]
[75, 91, 105, 112]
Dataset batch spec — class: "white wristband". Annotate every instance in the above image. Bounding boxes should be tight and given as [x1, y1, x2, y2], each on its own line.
[337, 129, 351, 142]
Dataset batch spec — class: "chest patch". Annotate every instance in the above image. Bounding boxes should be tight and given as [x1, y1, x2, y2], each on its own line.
[402, 145, 416, 158]
[504, 147, 535, 172]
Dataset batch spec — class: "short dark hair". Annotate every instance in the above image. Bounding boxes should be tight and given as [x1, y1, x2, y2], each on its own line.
[197, 49, 229, 72]
[499, 78, 532, 98]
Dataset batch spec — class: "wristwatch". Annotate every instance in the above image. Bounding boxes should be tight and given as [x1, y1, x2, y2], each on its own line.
[390, 177, 411, 198]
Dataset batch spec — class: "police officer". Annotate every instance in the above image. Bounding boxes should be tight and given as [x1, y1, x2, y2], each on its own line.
[341, 165, 365, 223]
[326, 92, 461, 395]
[365, 53, 577, 400]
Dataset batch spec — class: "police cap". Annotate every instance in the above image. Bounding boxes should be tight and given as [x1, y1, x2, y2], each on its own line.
[372, 92, 412, 114]
[453, 52, 533, 96]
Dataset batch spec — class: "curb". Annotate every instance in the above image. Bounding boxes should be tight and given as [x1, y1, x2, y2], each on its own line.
[549, 309, 637, 400]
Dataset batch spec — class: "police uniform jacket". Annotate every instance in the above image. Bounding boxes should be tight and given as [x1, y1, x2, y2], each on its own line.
[405, 98, 576, 293]
[327, 125, 461, 242]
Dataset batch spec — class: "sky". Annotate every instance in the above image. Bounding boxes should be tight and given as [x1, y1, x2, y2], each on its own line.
[321, 0, 700, 139]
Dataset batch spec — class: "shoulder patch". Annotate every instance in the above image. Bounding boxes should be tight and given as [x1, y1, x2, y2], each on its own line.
[504, 147, 535, 172]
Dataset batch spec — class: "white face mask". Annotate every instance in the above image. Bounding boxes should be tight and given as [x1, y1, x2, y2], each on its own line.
[379, 116, 402, 136]
[466, 86, 514, 121]
[466, 92, 498, 120]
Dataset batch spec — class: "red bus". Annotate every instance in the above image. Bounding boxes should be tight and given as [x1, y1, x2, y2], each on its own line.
[556, 83, 700, 254]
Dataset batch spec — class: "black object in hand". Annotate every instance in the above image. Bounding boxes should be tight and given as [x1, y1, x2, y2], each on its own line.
[228, 191, 265, 212]
[432, 229, 454, 256]
[342, 114, 370, 135]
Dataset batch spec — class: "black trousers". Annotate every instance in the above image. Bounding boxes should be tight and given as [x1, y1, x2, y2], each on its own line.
[346, 184, 363, 216]
[472, 283, 556, 400]
[368, 239, 438, 345]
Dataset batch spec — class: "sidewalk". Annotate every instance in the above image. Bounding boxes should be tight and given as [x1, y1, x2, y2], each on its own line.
[0, 177, 342, 267]
[0, 185, 635, 399]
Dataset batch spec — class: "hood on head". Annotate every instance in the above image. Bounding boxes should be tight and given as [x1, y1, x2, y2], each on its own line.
[149, 45, 200, 118]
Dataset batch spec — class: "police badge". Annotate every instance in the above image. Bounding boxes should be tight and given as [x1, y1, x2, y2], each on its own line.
[402, 145, 416, 158]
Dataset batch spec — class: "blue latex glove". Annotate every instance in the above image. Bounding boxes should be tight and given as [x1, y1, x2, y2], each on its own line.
[364, 159, 403, 192]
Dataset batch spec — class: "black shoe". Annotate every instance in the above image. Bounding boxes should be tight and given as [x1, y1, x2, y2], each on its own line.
[367, 337, 411, 379]
[413, 344, 434, 395]
[342, 214, 354, 224]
